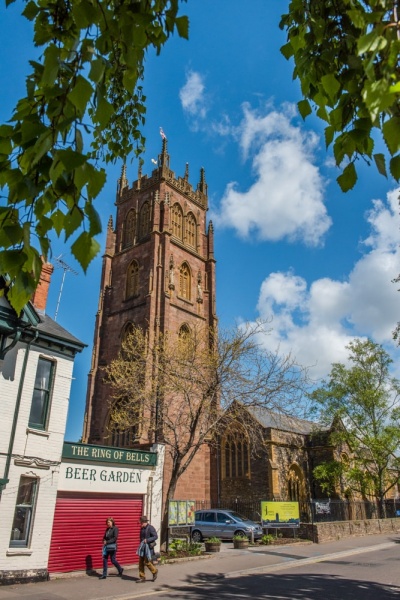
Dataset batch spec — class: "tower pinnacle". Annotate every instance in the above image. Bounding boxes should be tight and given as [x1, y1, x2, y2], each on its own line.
[198, 167, 207, 194]
[159, 136, 170, 168]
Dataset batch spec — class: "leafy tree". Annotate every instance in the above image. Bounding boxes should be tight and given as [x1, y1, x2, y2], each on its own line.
[311, 338, 400, 516]
[393, 272, 400, 344]
[280, 0, 400, 192]
[0, 0, 188, 314]
[104, 321, 309, 538]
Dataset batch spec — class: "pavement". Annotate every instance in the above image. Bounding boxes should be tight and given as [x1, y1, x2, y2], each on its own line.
[0, 533, 399, 600]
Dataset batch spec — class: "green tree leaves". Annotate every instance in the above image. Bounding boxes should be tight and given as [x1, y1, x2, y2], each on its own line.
[0, 0, 189, 314]
[280, 0, 400, 192]
[311, 339, 400, 511]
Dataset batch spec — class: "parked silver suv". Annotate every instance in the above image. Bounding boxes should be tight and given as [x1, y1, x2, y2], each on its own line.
[192, 509, 262, 542]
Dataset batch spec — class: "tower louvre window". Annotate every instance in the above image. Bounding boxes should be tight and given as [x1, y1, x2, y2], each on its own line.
[123, 209, 136, 248]
[179, 262, 191, 300]
[108, 398, 138, 449]
[126, 260, 139, 298]
[186, 212, 196, 248]
[139, 202, 150, 238]
[111, 425, 136, 448]
[171, 203, 183, 241]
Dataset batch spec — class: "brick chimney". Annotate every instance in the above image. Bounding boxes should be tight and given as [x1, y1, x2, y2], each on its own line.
[31, 262, 54, 313]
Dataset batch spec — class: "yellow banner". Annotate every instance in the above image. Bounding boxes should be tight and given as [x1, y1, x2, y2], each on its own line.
[261, 501, 300, 528]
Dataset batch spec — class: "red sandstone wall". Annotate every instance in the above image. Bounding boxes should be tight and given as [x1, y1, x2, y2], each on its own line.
[162, 444, 212, 503]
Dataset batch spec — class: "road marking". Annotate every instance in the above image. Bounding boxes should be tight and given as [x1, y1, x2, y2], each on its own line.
[95, 542, 397, 600]
[224, 542, 396, 578]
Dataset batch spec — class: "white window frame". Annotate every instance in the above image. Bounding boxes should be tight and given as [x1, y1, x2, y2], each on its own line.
[9, 476, 39, 548]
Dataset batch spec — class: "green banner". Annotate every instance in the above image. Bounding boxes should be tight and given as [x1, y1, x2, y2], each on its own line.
[62, 442, 157, 467]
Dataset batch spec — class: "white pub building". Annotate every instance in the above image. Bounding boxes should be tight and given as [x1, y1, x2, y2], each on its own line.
[48, 441, 164, 574]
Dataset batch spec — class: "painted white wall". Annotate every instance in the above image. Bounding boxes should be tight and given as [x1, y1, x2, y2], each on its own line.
[0, 336, 165, 576]
[0, 342, 75, 575]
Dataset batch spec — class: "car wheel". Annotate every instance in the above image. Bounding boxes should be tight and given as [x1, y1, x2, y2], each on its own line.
[234, 529, 248, 539]
[192, 530, 203, 543]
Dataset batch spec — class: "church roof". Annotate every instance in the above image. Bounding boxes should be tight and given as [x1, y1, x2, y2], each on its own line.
[247, 406, 321, 435]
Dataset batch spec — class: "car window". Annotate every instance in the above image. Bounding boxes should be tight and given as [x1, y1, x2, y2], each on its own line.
[227, 511, 249, 522]
[195, 512, 203, 522]
[202, 512, 216, 522]
[216, 512, 229, 523]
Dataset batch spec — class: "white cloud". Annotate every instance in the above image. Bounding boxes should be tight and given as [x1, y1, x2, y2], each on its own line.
[253, 189, 400, 380]
[179, 71, 208, 126]
[212, 103, 331, 247]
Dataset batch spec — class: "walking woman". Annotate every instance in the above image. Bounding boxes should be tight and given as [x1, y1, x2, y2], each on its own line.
[100, 517, 124, 579]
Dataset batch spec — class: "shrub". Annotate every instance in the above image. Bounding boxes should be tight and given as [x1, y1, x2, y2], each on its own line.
[260, 534, 275, 545]
[206, 536, 221, 544]
[232, 533, 248, 541]
[168, 538, 203, 557]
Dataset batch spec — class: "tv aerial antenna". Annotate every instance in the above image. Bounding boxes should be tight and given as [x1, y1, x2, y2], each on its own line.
[53, 255, 78, 321]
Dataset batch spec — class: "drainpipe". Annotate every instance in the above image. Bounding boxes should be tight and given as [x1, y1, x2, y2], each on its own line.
[216, 442, 220, 506]
[0, 331, 39, 491]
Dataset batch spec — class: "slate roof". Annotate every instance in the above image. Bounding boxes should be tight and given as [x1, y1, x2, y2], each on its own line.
[35, 313, 85, 351]
[0, 279, 85, 356]
[247, 406, 321, 435]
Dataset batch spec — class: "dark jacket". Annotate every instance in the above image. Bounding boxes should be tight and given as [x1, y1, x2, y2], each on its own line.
[139, 524, 158, 547]
[103, 525, 119, 545]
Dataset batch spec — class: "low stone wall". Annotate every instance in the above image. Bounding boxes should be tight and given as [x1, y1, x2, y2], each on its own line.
[0, 569, 48, 585]
[299, 518, 400, 543]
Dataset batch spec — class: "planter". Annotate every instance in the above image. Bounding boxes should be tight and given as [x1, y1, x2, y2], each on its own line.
[204, 542, 221, 553]
[233, 539, 249, 549]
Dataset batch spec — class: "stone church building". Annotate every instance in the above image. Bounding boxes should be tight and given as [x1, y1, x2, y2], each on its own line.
[82, 138, 354, 511]
[82, 139, 217, 504]
[219, 405, 332, 511]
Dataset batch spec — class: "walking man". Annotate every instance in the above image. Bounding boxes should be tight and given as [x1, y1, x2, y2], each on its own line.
[136, 516, 158, 583]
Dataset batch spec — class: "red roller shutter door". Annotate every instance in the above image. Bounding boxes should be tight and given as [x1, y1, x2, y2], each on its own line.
[48, 492, 143, 573]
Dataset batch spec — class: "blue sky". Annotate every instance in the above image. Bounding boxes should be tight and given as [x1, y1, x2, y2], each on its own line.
[1, 1, 399, 441]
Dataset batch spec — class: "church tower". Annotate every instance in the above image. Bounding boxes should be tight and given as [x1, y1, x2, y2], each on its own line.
[82, 138, 217, 501]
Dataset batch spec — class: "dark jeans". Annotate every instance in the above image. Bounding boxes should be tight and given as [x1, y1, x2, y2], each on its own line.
[103, 549, 122, 576]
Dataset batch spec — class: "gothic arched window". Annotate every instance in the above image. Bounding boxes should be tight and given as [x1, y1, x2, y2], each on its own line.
[123, 209, 136, 248]
[171, 203, 183, 241]
[107, 399, 137, 449]
[139, 202, 150, 238]
[126, 260, 139, 298]
[179, 262, 191, 300]
[122, 322, 134, 344]
[186, 212, 196, 248]
[179, 323, 191, 339]
[340, 452, 352, 497]
[222, 428, 250, 480]
[287, 464, 305, 502]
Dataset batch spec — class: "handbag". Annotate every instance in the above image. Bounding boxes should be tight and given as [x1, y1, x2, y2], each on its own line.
[105, 543, 117, 551]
